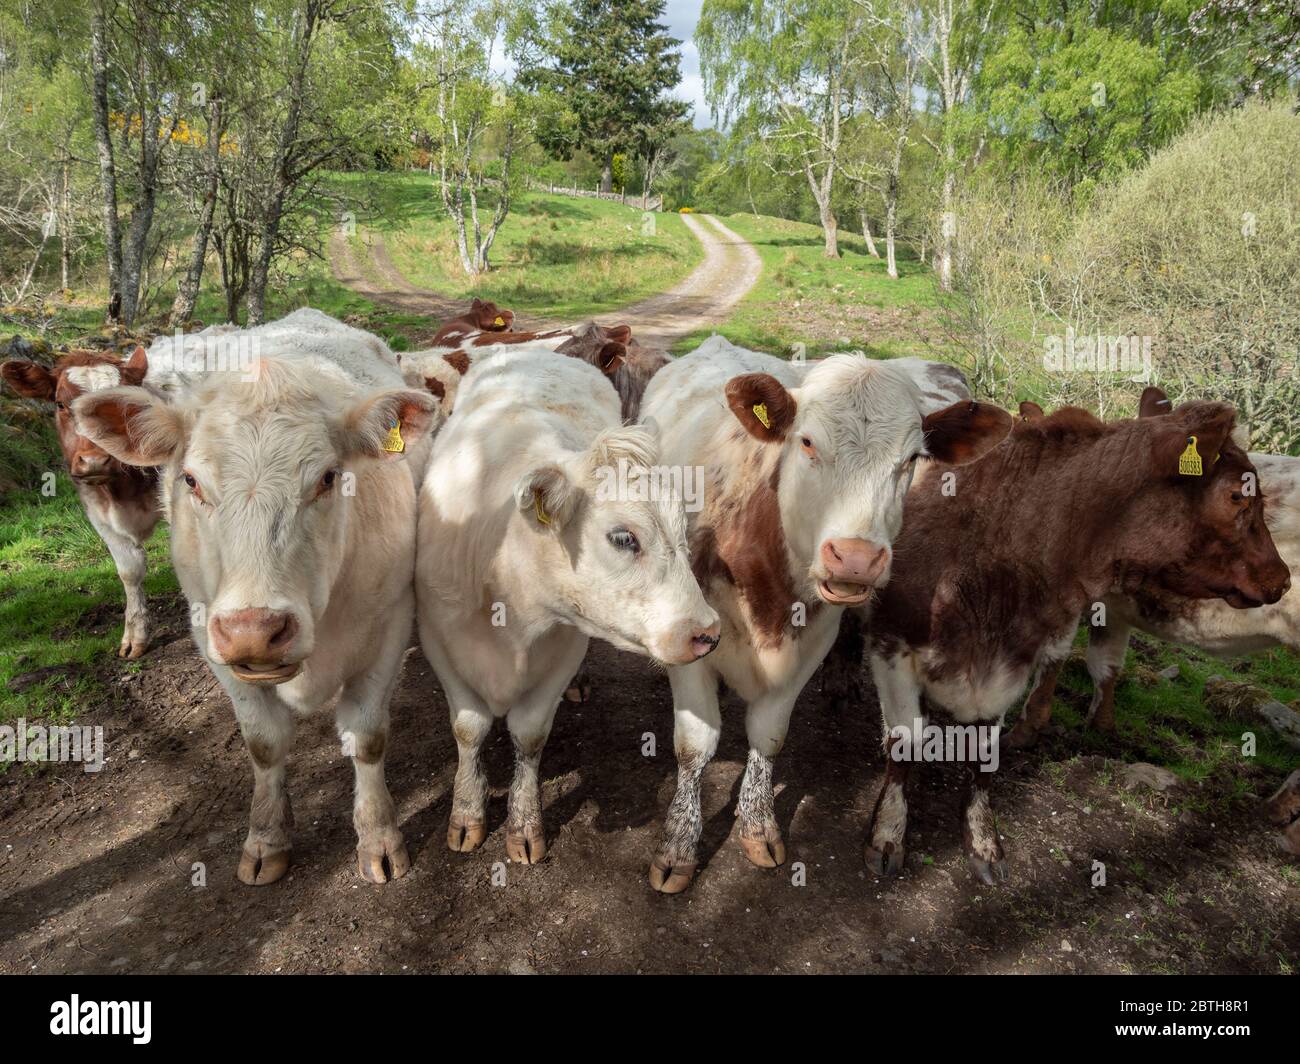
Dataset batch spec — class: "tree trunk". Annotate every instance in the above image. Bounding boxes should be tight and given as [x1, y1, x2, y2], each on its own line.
[806, 163, 839, 259]
[859, 209, 879, 258]
[248, 3, 318, 324]
[60, 160, 71, 292]
[600, 155, 613, 195]
[938, 155, 955, 291]
[171, 99, 224, 326]
[90, 5, 122, 322]
[884, 185, 898, 281]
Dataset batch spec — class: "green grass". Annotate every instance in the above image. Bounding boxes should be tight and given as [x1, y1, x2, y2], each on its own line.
[338, 171, 706, 321]
[1042, 629, 1300, 788]
[0, 480, 178, 727]
[676, 211, 942, 358]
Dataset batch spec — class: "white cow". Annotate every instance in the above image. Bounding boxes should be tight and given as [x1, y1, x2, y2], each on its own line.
[73, 313, 439, 885]
[637, 335, 1012, 892]
[416, 346, 719, 865]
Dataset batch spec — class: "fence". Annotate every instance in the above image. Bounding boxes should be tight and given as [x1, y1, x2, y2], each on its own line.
[528, 178, 663, 212]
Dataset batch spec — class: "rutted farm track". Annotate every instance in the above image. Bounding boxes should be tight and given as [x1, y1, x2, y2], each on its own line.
[328, 212, 762, 346]
[1, 598, 1297, 974]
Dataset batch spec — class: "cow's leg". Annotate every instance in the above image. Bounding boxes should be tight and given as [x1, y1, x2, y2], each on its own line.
[865, 651, 921, 876]
[736, 694, 797, 868]
[444, 683, 494, 854]
[503, 633, 585, 864]
[92, 517, 151, 659]
[1085, 621, 1130, 733]
[1005, 658, 1064, 749]
[651, 662, 720, 894]
[225, 686, 295, 886]
[962, 749, 1007, 885]
[335, 603, 412, 884]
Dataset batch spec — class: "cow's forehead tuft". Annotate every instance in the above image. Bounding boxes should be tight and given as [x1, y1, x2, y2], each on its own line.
[64, 364, 121, 393]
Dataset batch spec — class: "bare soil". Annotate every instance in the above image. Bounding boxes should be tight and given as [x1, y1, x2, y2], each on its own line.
[2, 596, 1297, 975]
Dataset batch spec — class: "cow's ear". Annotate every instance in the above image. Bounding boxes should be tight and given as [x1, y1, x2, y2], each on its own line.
[596, 341, 625, 377]
[1152, 401, 1236, 479]
[121, 345, 148, 385]
[1018, 400, 1044, 421]
[1, 360, 56, 400]
[605, 324, 633, 345]
[1138, 386, 1172, 419]
[72, 386, 184, 465]
[922, 400, 1012, 465]
[725, 372, 797, 442]
[515, 464, 578, 530]
[470, 298, 483, 311]
[342, 388, 440, 460]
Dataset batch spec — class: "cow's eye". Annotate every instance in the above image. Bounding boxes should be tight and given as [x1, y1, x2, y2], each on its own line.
[55, 401, 66, 410]
[607, 528, 640, 554]
[801, 436, 816, 457]
[320, 469, 337, 492]
[181, 471, 205, 503]
[1230, 491, 1243, 503]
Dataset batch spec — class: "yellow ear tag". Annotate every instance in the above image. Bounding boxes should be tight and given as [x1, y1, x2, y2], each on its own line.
[533, 492, 551, 525]
[382, 419, 405, 454]
[752, 402, 771, 430]
[1178, 436, 1202, 477]
[493, 316, 505, 327]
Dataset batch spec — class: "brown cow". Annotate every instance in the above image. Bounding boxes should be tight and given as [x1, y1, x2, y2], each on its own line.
[862, 401, 1290, 884]
[430, 298, 515, 344]
[555, 322, 668, 422]
[2, 347, 161, 657]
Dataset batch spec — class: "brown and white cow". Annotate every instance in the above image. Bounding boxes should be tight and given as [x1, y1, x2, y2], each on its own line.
[430, 297, 515, 344]
[73, 311, 439, 886]
[637, 334, 1011, 892]
[2, 347, 160, 657]
[400, 321, 644, 423]
[862, 400, 1290, 884]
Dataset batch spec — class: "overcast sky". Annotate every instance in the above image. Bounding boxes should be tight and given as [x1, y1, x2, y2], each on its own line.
[663, 0, 712, 127]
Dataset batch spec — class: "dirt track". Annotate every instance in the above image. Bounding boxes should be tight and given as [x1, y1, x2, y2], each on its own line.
[328, 212, 761, 346]
[2, 594, 1296, 975]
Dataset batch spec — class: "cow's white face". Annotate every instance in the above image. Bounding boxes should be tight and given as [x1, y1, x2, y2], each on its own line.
[73, 360, 437, 684]
[515, 426, 720, 665]
[725, 355, 1012, 607]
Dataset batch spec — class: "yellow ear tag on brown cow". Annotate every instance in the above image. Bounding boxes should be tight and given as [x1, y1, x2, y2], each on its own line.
[752, 402, 771, 430]
[493, 316, 505, 327]
[382, 419, 405, 454]
[534, 492, 551, 526]
[1178, 436, 1202, 477]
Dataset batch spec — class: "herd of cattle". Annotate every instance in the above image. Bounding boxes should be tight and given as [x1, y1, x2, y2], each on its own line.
[3, 298, 1298, 892]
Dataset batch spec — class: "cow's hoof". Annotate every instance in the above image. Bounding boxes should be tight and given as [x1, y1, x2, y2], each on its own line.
[864, 842, 904, 877]
[357, 838, 410, 883]
[118, 635, 149, 659]
[562, 672, 592, 704]
[968, 855, 1009, 885]
[1003, 720, 1039, 750]
[649, 854, 696, 894]
[739, 828, 785, 868]
[505, 826, 547, 864]
[237, 846, 290, 886]
[447, 815, 486, 853]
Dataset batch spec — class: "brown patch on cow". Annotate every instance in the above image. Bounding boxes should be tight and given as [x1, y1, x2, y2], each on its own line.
[353, 732, 386, 765]
[468, 328, 568, 347]
[724, 374, 797, 443]
[870, 402, 1288, 687]
[691, 435, 818, 648]
[443, 350, 471, 376]
[424, 377, 446, 400]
